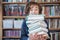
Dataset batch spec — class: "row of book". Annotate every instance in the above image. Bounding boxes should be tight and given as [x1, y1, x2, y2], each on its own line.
[42, 6, 60, 16]
[35, 0, 60, 2]
[3, 19, 24, 28]
[4, 4, 60, 16]
[50, 32, 60, 40]
[3, 0, 32, 2]
[4, 4, 25, 16]
[3, 0, 60, 2]
[3, 38, 20, 40]
[46, 19, 60, 28]
[3, 18, 60, 29]
[3, 30, 21, 37]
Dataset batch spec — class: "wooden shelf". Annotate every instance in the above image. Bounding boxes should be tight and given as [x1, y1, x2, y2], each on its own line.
[3, 28, 21, 30]
[2, 2, 60, 4]
[49, 28, 60, 31]
[2, 2, 27, 4]
[45, 16, 60, 19]
[3, 16, 60, 19]
[2, 36, 21, 38]
[3, 16, 25, 19]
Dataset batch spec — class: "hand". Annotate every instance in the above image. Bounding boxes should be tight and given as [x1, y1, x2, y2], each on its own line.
[29, 33, 39, 40]
[39, 34, 48, 40]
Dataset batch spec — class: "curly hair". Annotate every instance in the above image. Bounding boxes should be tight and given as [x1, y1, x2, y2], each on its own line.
[25, 1, 42, 16]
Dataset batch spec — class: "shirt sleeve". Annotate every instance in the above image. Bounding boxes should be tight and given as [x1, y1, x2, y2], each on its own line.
[20, 19, 29, 40]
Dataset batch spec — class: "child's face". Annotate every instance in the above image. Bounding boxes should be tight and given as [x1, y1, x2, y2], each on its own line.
[29, 5, 39, 15]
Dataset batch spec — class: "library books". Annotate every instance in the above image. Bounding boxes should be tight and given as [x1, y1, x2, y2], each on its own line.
[46, 19, 60, 28]
[3, 19, 14, 28]
[3, 0, 32, 2]
[3, 19, 24, 29]
[35, 0, 60, 2]
[50, 32, 59, 40]
[42, 6, 60, 16]
[4, 4, 25, 16]
[46, 19, 58, 28]
[14, 19, 23, 28]
[3, 0, 60, 2]
[4, 30, 21, 37]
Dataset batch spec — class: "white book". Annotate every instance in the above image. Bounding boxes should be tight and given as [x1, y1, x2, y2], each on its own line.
[42, 7, 45, 14]
[55, 19, 58, 28]
[27, 15, 44, 20]
[17, 0, 23, 2]
[3, 19, 14, 28]
[14, 19, 23, 28]
[12, 0, 17, 2]
[8, 0, 12, 2]
[47, 0, 50, 2]
[27, 21, 47, 28]
[27, 21, 41, 27]
[23, 0, 27, 2]
[55, 32, 58, 40]
[29, 27, 48, 34]
[42, 0, 44, 2]
[58, 19, 60, 28]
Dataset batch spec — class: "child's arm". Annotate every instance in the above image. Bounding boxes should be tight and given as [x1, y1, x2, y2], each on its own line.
[21, 19, 29, 40]
[44, 20, 51, 40]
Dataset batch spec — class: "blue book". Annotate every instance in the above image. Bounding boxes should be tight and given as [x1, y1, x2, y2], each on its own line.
[3, 0, 8, 2]
[3, 38, 10, 40]
[50, 6, 55, 16]
[8, 0, 12, 2]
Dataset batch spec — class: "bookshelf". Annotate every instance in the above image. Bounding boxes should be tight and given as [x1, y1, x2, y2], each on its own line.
[3, 16, 60, 19]
[0, 0, 60, 40]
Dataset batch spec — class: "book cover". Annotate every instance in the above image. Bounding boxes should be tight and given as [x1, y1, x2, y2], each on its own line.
[8, 0, 12, 2]
[50, 6, 55, 16]
[3, 19, 14, 28]
[14, 19, 23, 28]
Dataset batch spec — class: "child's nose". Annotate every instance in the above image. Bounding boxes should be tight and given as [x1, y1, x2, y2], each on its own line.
[32, 10, 35, 13]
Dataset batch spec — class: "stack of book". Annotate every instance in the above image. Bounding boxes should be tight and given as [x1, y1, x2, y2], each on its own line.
[26, 15, 49, 38]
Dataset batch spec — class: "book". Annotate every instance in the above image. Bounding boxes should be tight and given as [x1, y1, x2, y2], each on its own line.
[50, 6, 55, 16]
[3, 19, 14, 28]
[14, 19, 23, 28]
[3, 0, 8, 2]
[8, 0, 12, 2]
[12, 0, 17, 2]
[23, 0, 27, 2]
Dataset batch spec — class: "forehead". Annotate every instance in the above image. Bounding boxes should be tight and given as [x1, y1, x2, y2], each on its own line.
[30, 5, 39, 8]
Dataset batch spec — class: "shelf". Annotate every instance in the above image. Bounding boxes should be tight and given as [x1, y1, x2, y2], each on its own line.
[2, 2, 60, 4]
[2, 28, 60, 31]
[3, 28, 21, 30]
[45, 16, 60, 19]
[3, 16, 25, 19]
[3, 16, 60, 19]
[2, 2, 27, 4]
[2, 36, 21, 38]
[49, 28, 60, 31]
